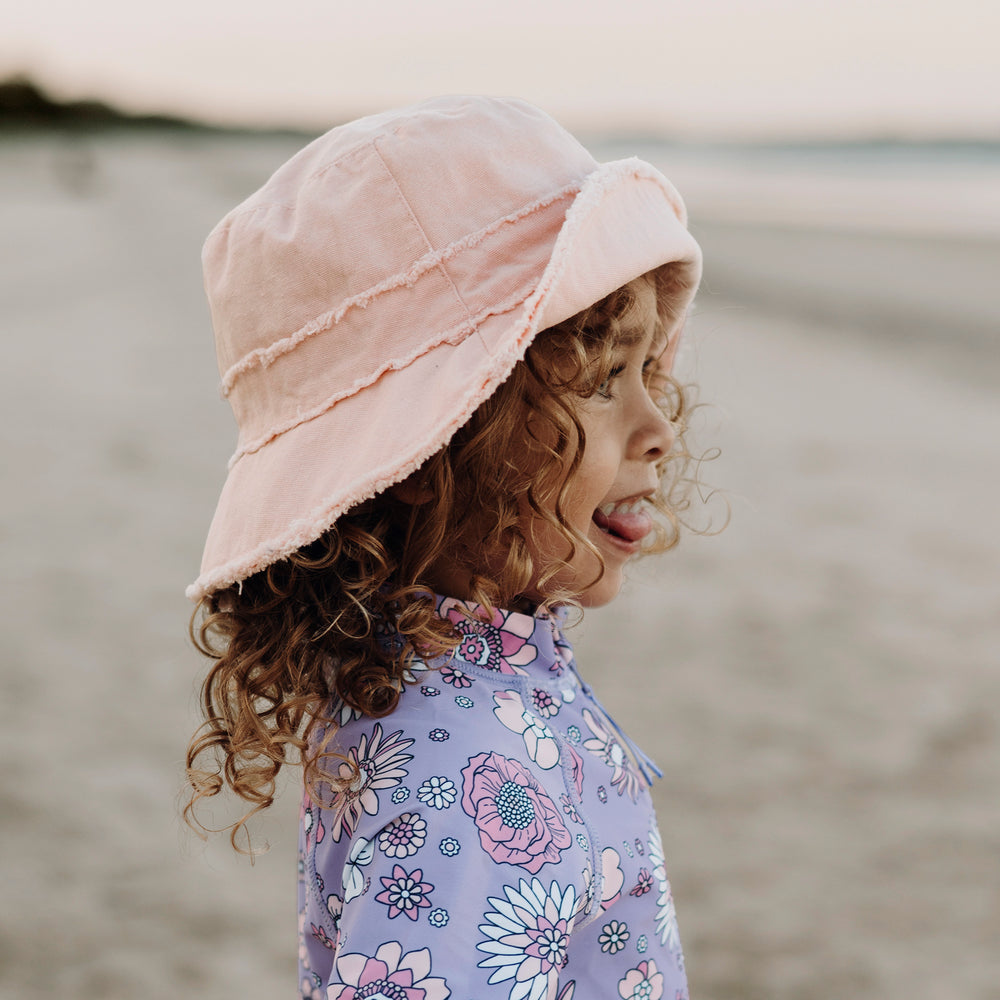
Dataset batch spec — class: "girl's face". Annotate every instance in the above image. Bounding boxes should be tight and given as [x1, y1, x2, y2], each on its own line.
[524, 281, 676, 607]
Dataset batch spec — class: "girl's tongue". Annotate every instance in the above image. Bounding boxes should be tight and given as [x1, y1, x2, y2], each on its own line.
[592, 506, 653, 543]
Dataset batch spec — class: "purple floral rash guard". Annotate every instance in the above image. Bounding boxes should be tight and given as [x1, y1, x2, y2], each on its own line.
[298, 595, 688, 1000]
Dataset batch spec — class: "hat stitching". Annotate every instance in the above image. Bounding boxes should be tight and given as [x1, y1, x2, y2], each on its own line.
[219, 182, 580, 395]
[227, 284, 537, 469]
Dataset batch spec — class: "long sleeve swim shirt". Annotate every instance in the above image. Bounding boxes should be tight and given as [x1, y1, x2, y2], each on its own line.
[297, 595, 689, 1000]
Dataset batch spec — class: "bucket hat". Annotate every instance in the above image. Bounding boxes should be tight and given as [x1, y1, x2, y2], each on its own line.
[189, 95, 702, 600]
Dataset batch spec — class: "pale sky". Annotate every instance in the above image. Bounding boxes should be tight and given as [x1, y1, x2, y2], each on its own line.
[5, 0, 999, 138]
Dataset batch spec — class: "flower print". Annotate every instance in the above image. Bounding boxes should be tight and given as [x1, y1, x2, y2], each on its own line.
[428, 728, 450, 742]
[636, 935, 648, 954]
[623, 839, 634, 858]
[568, 746, 584, 796]
[493, 690, 561, 770]
[326, 893, 343, 931]
[617, 960, 664, 1000]
[428, 907, 449, 928]
[311, 923, 335, 949]
[378, 813, 427, 858]
[477, 877, 577, 1000]
[401, 657, 431, 684]
[302, 800, 325, 850]
[455, 695, 474, 709]
[530, 687, 559, 719]
[417, 775, 457, 809]
[391, 786, 411, 804]
[648, 822, 684, 968]
[331, 698, 363, 727]
[630, 869, 653, 897]
[600, 848, 625, 910]
[329, 725, 415, 841]
[582, 709, 641, 802]
[301, 971, 322, 1000]
[599, 920, 630, 954]
[575, 833, 589, 851]
[556, 982, 577, 1000]
[440, 597, 538, 673]
[635, 838, 644, 856]
[439, 837, 461, 857]
[342, 836, 374, 903]
[559, 794, 582, 825]
[375, 864, 434, 921]
[597, 785, 608, 803]
[461, 752, 572, 873]
[566, 725, 581, 745]
[440, 666, 473, 688]
[328, 941, 450, 1000]
[420, 685, 440, 697]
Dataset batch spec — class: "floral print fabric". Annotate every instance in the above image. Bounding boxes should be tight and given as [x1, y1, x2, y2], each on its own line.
[298, 595, 688, 1000]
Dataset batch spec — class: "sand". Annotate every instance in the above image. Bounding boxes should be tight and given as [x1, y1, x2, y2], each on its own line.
[1, 129, 998, 1000]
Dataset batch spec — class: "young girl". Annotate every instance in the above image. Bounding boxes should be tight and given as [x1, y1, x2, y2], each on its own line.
[186, 96, 703, 1000]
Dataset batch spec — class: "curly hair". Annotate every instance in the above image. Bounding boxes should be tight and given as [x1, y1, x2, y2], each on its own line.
[185, 266, 698, 851]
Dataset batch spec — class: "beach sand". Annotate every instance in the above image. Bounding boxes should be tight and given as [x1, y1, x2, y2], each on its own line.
[2, 130, 998, 999]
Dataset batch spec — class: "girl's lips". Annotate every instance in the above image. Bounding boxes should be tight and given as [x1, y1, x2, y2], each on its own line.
[592, 506, 653, 544]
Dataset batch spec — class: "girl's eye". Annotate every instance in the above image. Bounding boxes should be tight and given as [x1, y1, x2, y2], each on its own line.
[596, 364, 625, 398]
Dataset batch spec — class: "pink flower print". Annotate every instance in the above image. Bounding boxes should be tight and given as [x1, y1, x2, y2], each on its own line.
[581, 708, 641, 802]
[329, 725, 414, 841]
[310, 923, 335, 949]
[530, 687, 559, 718]
[440, 666, 473, 688]
[329, 942, 450, 1000]
[492, 690, 561, 770]
[477, 877, 577, 999]
[600, 847, 625, 910]
[441, 598, 538, 673]
[559, 793, 582, 824]
[461, 752, 572, 873]
[375, 864, 434, 921]
[630, 868, 653, 897]
[567, 746, 584, 796]
[378, 812, 427, 858]
[618, 960, 664, 1000]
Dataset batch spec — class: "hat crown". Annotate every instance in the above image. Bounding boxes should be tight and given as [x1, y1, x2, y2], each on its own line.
[203, 96, 597, 386]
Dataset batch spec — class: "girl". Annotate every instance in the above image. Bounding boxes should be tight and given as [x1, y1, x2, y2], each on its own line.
[186, 96, 703, 1000]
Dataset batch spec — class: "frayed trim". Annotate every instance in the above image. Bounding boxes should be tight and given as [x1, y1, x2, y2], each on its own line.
[219, 182, 580, 396]
[227, 287, 534, 469]
[188, 159, 697, 601]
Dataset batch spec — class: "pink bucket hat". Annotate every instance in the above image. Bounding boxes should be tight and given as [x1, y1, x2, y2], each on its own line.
[189, 96, 702, 600]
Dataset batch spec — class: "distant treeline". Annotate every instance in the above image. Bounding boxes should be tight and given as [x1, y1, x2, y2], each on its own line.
[0, 75, 209, 129]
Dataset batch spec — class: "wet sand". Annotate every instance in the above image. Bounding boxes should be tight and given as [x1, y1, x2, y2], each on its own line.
[1, 130, 998, 999]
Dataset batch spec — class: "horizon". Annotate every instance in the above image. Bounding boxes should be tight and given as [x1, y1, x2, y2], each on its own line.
[5, 0, 1000, 142]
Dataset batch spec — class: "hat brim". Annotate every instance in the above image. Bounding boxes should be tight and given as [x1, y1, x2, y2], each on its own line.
[188, 159, 702, 600]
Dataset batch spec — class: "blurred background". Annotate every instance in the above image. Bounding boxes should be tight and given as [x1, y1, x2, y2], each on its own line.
[2, 2, 998, 998]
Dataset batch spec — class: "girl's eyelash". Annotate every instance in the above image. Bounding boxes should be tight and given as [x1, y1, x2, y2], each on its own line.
[597, 364, 626, 397]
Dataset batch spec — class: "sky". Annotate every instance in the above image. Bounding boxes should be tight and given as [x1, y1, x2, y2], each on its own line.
[5, 0, 1000, 139]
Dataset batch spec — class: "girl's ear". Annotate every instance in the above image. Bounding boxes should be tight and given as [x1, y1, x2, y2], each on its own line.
[390, 477, 434, 505]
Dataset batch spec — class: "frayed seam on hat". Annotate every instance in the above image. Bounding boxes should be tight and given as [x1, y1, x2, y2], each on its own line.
[226, 285, 537, 469]
[219, 182, 581, 396]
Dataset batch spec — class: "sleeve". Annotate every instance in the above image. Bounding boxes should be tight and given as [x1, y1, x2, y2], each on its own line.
[298, 705, 588, 1000]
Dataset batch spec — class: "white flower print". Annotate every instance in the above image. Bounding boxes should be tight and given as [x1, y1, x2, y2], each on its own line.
[341, 836, 374, 903]
[492, 690, 561, 770]
[378, 812, 428, 858]
[581, 709, 641, 801]
[328, 941, 450, 1000]
[648, 821, 684, 969]
[417, 776, 457, 809]
[329, 724, 415, 841]
[477, 877, 577, 1000]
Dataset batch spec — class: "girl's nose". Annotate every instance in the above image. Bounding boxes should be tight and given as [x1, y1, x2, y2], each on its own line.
[634, 395, 675, 462]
